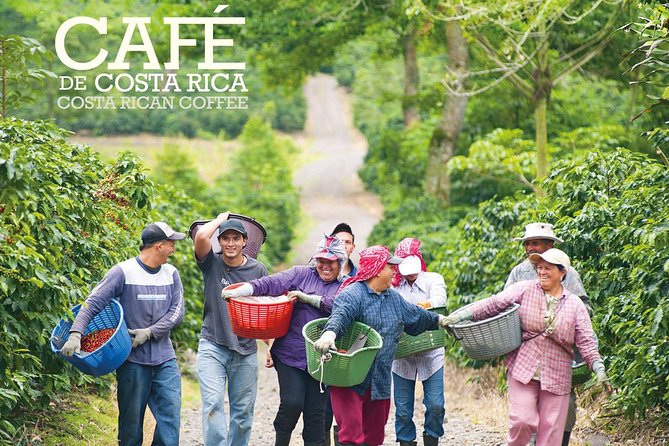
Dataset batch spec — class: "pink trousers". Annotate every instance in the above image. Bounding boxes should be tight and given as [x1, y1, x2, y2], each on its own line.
[330, 387, 391, 446]
[507, 376, 570, 446]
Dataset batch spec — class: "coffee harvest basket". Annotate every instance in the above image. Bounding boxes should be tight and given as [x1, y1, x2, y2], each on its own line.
[448, 303, 522, 360]
[571, 347, 592, 386]
[395, 306, 447, 359]
[189, 213, 267, 259]
[303, 318, 382, 387]
[50, 299, 132, 376]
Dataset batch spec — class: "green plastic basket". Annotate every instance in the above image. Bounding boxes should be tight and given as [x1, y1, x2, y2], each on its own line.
[303, 318, 383, 387]
[395, 306, 446, 359]
[571, 347, 592, 386]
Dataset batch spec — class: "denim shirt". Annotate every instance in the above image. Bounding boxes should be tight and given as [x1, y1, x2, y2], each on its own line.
[324, 281, 439, 400]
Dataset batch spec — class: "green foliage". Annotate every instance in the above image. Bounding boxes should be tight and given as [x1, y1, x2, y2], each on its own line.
[368, 196, 471, 265]
[207, 116, 300, 267]
[152, 144, 208, 201]
[0, 34, 56, 116]
[0, 117, 154, 440]
[448, 129, 536, 203]
[430, 148, 669, 419]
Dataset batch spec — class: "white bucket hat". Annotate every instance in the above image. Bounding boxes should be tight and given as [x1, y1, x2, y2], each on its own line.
[398, 255, 422, 276]
[529, 248, 571, 270]
[513, 222, 563, 243]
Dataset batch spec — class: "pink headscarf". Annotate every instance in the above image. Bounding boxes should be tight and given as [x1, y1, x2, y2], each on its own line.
[337, 245, 393, 295]
[391, 237, 427, 287]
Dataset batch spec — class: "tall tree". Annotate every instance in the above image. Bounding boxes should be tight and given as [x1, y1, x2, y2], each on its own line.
[419, 0, 627, 181]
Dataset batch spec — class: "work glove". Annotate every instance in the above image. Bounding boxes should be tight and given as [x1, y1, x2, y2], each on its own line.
[416, 300, 432, 309]
[61, 332, 82, 357]
[287, 291, 322, 308]
[314, 330, 337, 354]
[438, 309, 471, 328]
[221, 282, 253, 300]
[129, 328, 152, 348]
[592, 359, 613, 393]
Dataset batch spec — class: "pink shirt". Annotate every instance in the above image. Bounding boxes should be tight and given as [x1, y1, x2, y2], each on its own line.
[469, 280, 601, 395]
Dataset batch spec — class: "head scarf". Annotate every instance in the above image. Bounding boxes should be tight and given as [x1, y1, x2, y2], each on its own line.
[337, 245, 392, 294]
[391, 237, 427, 287]
[309, 235, 348, 281]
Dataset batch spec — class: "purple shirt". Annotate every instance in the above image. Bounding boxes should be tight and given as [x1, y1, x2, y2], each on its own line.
[249, 265, 341, 370]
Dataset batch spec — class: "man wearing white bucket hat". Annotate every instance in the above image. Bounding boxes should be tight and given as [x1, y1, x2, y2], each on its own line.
[506, 222, 590, 446]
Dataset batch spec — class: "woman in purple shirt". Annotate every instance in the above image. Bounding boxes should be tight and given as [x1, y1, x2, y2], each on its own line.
[222, 235, 348, 446]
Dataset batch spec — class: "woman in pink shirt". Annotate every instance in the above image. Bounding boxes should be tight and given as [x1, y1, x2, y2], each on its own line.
[442, 248, 610, 446]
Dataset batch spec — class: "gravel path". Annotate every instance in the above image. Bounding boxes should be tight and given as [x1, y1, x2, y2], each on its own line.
[178, 74, 506, 445]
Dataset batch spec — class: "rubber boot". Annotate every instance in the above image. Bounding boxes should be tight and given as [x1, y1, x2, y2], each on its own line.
[562, 431, 572, 446]
[399, 441, 418, 446]
[334, 425, 343, 446]
[423, 434, 439, 446]
[275, 431, 292, 446]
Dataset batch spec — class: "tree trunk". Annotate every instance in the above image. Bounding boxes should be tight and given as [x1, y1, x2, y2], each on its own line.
[424, 20, 469, 203]
[402, 21, 420, 127]
[533, 22, 550, 182]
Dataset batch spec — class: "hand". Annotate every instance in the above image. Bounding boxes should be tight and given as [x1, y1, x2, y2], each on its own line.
[438, 314, 463, 328]
[417, 300, 432, 309]
[265, 349, 274, 368]
[128, 328, 152, 348]
[221, 282, 253, 300]
[216, 212, 230, 222]
[61, 332, 82, 357]
[592, 360, 613, 394]
[287, 291, 321, 308]
[314, 330, 337, 354]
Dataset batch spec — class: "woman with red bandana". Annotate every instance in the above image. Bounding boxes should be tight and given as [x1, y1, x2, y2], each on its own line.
[313, 245, 451, 446]
[391, 238, 447, 446]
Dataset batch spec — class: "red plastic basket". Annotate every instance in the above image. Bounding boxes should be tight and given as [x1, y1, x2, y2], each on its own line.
[225, 287, 295, 338]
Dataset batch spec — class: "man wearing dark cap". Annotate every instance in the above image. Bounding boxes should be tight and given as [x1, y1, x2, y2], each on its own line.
[330, 222, 358, 279]
[193, 212, 268, 446]
[61, 221, 187, 446]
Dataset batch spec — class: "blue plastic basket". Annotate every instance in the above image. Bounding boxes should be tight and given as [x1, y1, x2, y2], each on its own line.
[50, 299, 131, 376]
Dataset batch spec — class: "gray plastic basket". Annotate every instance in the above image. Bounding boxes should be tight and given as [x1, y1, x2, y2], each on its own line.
[449, 303, 521, 360]
[189, 214, 267, 259]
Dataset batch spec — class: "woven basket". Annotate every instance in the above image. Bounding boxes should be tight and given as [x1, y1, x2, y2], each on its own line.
[395, 306, 446, 359]
[189, 213, 267, 259]
[449, 303, 521, 360]
[571, 347, 592, 386]
[303, 318, 382, 387]
[50, 299, 131, 376]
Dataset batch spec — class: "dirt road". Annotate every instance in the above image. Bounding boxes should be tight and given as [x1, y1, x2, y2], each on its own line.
[289, 73, 383, 264]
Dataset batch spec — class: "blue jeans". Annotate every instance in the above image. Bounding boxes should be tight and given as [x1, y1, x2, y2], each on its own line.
[116, 359, 181, 446]
[197, 338, 258, 446]
[393, 367, 445, 441]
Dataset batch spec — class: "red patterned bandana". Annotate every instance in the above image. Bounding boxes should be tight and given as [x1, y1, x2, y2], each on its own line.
[338, 245, 392, 294]
[392, 237, 427, 287]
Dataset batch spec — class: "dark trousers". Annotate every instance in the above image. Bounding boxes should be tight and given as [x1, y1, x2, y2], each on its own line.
[273, 355, 326, 443]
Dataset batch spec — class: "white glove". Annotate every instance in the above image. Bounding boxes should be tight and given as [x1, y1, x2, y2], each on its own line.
[287, 291, 322, 308]
[128, 328, 152, 348]
[314, 330, 337, 353]
[221, 282, 253, 300]
[61, 332, 81, 357]
[438, 310, 471, 328]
